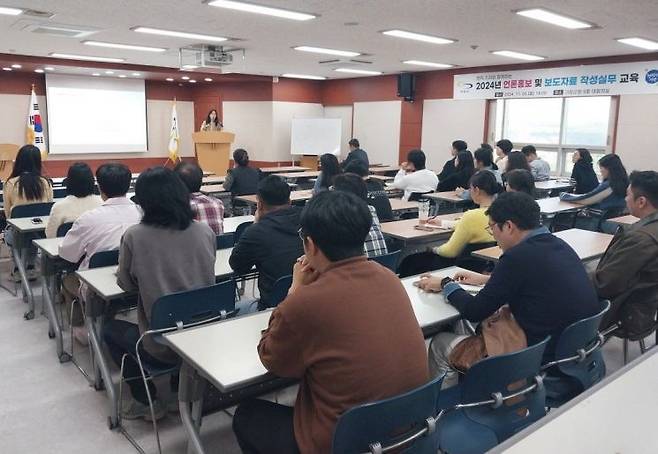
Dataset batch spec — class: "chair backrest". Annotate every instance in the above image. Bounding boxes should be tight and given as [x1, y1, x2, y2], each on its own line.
[408, 191, 433, 202]
[10, 202, 54, 218]
[263, 275, 292, 309]
[551, 300, 610, 389]
[459, 337, 550, 442]
[216, 233, 234, 250]
[369, 249, 401, 273]
[149, 280, 236, 332]
[332, 374, 444, 453]
[56, 222, 74, 238]
[233, 221, 254, 244]
[53, 187, 68, 199]
[88, 250, 120, 269]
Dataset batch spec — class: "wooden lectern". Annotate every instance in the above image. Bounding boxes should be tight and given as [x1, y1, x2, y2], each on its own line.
[192, 131, 235, 176]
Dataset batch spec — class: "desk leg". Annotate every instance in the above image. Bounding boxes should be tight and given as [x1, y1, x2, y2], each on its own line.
[179, 363, 207, 454]
[86, 315, 119, 429]
[12, 245, 35, 319]
[40, 255, 70, 363]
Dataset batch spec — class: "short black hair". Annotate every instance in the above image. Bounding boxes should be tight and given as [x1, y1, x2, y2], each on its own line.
[233, 148, 249, 167]
[174, 161, 203, 193]
[452, 140, 468, 152]
[300, 190, 371, 262]
[505, 169, 535, 196]
[407, 149, 426, 170]
[486, 191, 540, 231]
[333, 173, 368, 201]
[521, 145, 537, 157]
[630, 170, 658, 208]
[96, 163, 131, 198]
[576, 148, 593, 164]
[257, 175, 291, 207]
[474, 147, 495, 167]
[343, 160, 369, 177]
[65, 162, 95, 198]
[135, 167, 193, 230]
[496, 139, 514, 155]
[469, 170, 501, 196]
[349, 138, 360, 148]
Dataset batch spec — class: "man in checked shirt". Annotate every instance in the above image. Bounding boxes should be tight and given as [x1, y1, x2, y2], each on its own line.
[175, 162, 225, 234]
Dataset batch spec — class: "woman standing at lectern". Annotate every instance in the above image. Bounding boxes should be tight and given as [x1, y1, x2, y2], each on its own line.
[200, 108, 223, 131]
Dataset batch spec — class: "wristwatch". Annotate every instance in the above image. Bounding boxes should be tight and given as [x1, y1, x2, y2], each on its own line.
[441, 277, 454, 288]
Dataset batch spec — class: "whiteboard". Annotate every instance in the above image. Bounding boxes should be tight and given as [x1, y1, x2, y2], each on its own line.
[290, 118, 341, 156]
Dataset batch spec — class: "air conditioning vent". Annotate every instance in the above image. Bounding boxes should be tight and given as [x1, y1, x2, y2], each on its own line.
[22, 9, 56, 19]
[24, 23, 99, 39]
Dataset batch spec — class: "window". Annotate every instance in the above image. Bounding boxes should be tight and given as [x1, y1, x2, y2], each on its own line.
[494, 96, 615, 176]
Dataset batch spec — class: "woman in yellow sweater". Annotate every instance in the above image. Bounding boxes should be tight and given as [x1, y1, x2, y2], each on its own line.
[398, 170, 498, 277]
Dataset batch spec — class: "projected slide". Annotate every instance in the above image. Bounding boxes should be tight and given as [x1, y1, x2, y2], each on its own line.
[46, 74, 148, 154]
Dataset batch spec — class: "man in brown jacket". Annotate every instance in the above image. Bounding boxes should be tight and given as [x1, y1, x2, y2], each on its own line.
[232, 191, 429, 454]
[594, 170, 658, 337]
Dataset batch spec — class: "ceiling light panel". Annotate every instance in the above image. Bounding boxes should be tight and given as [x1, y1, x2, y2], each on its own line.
[516, 8, 593, 29]
[617, 37, 658, 50]
[403, 60, 453, 68]
[492, 50, 545, 61]
[334, 68, 382, 75]
[294, 46, 360, 57]
[282, 73, 326, 80]
[50, 53, 126, 63]
[83, 40, 166, 52]
[382, 29, 455, 44]
[132, 26, 228, 42]
[207, 0, 316, 21]
[0, 6, 23, 15]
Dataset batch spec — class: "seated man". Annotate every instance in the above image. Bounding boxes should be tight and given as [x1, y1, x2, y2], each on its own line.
[391, 149, 439, 201]
[416, 192, 599, 387]
[522, 145, 551, 181]
[229, 175, 304, 309]
[174, 161, 225, 234]
[593, 171, 658, 338]
[233, 191, 429, 453]
[59, 163, 143, 343]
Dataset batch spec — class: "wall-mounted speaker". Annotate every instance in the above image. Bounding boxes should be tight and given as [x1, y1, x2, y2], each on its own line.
[397, 73, 415, 102]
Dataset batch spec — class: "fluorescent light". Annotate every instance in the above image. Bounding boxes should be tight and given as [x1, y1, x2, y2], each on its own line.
[335, 68, 382, 76]
[403, 60, 453, 68]
[294, 46, 360, 57]
[492, 50, 545, 61]
[516, 8, 592, 29]
[207, 0, 316, 21]
[204, 77, 213, 81]
[118, 74, 127, 78]
[92, 73, 101, 76]
[11, 64, 21, 68]
[382, 29, 454, 44]
[0, 6, 23, 15]
[44, 67, 54, 71]
[189, 79, 197, 83]
[282, 73, 326, 80]
[34, 69, 45, 73]
[166, 77, 174, 81]
[2, 67, 12, 71]
[132, 72, 141, 76]
[105, 71, 114, 74]
[182, 64, 199, 70]
[50, 53, 126, 63]
[83, 40, 166, 52]
[132, 26, 227, 42]
[181, 76, 190, 80]
[617, 37, 658, 50]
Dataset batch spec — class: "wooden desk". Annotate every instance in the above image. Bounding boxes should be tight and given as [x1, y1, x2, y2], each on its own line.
[259, 166, 310, 173]
[199, 184, 228, 195]
[536, 197, 582, 215]
[369, 165, 400, 175]
[472, 228, 612, 263]
[389, 198, 419, 212]
[202, 175, 225, 185]
[534, 179, 574, 192]
[273, 170, 320, 179]
[609, 215, 639, 226]
[381, 214, 460, 242]
[223, 215, 254, 233]
[369, 175, 394, 182]
[235, 189, 313, 205]
[425, 191, 467, 204]
[491, 349, 658, 454]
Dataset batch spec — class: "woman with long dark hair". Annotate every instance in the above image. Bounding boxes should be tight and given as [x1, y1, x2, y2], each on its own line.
[313, 153, 342, 194]
[200, 108, 222, 131]
[437, 150, 475, 192]
[505, 151, 532, 175]
[570, 148, 599, 194]
[561, 153, 628, 210]
[104, 167, 216, 420]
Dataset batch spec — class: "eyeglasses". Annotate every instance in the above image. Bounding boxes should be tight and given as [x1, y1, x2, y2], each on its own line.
[297, 227, 306, 240]
[485, 222, 496, 235]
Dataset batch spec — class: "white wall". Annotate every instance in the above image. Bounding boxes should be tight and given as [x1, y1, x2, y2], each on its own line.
[615, 94, 658, 172]
[353, 101, 401, 166]
[272, 101, 324, 161]
[0, 94, 194, 159]
[222, 101, 273, 162]
[324, 105, 353, 160]
[421, 99, 486, 171]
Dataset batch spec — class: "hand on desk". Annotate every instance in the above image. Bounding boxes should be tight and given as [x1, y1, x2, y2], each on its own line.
[289, 255, 319, 295]
[455, 187, 465, 196]
[413, 274, 443, 293]
[453, 270, 489, 286]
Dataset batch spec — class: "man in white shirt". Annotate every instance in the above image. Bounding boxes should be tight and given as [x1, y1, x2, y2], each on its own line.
[391, 149, 439, 200]
[59, 163, 142, 343]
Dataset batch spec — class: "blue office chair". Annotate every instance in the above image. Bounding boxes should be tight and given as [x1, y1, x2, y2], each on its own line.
[259, 274, 292, 310]
[56, 222, 74, 238]
[232, 221, 256, 296]
[10, 201, 54, 218]
[121, 280, 238, 454]
[436, 337, 550, 454]
[542, 300, 609, 408]
[368, 249, 401, 274]
[53, 187, 68, 199]
[332, 374, 444, 453]
[216, 233, 234, 249]
[233, 221, 254, 245]
[88, 250, 120, 269]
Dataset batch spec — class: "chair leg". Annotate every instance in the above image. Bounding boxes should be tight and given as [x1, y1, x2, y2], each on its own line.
[623, 339, 629, 365]
[639, 338, 647, 354]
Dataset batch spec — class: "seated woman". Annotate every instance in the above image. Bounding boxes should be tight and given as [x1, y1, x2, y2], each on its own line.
[398, 171, 498, 277]
[503, 151, 532, 178]
[505, 169, 536, 196]
[570, 148, 599, 194]
[312, 153, 341, 195]
[4, 145, 54, 280]
[103, 167, 216, 420]
[457, 146, 502, 200]
[45, 162, 102, 238]
[560, 153, 628, 211]
[437, 150, 475, 192]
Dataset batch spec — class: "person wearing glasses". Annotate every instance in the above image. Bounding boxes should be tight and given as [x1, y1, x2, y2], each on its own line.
[415, 192, 599, 387]
[230, 175, 304, 311]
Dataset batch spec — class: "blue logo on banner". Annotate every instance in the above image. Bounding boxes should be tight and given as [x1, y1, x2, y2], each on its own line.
[646, 70, 658, 84]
